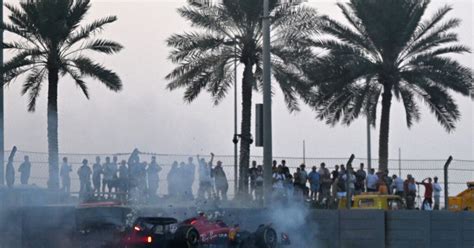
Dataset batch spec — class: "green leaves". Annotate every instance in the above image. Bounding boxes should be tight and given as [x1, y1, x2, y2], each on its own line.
[72, 57, 122, 92]
[308, 0, 472, 133]
[2, 0, 122, 112]
[167, 0, 319, 112]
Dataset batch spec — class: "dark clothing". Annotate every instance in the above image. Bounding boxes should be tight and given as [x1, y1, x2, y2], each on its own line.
[6, 162, 15, 187]
[18, 162, 31, 185]
[331, 170, 339, 182]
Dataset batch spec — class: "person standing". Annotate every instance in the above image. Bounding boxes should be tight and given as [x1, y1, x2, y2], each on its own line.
[18, 156, 32, 185]
[433, 176, 442, 210]
[299, 164, 309, 199]
[404, 175, 417, 209]
[255, 165, 264, 204]
[281, 160, 290, 177]
[318, 163, 331, 203]
[272, 166, 286, 202]
[272, 160, 278, 173]
[307, 166, 320, 201]
[417, 177, 433, 210]
[167, 162, 179, 198]
[147, 156, 162, 197]
[391, 175, 404, 198]
[118, 160, 128, 199]
[185, 157, 196, 200]
[60, 157, 72, 194]
[343, 166, 356, 198]
[213, 161, 228, 201]
[249, 161, 258, 199]
[92, 156, 103, 195]
[110, 156, 119, 192]
[197, 153, 213, 200]
[331, 165, 339, 183]
[102, 156, 114, 194]
[355, 163, 366, 194]
[78, 159, 92, 199]
[366, 169, 378, 192]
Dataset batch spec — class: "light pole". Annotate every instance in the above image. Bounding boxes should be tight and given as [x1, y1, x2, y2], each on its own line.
[0, 0, 4, 186]
[367, 114, 372, 171]
[262, 0, 305, 206]
[262, 0, 273, 206]
[230, 40, 239, 196]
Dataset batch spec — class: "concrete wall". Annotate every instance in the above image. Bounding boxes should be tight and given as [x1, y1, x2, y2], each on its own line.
[1, 207, 474, 248]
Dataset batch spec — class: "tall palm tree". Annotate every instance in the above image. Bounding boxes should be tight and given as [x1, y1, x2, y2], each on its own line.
[166, 0, 318, 194]
[2, 0, 123, 189]
[305, 0, 472, 170]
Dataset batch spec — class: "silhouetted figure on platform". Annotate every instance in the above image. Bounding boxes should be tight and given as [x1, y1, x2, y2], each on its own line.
[92, 156, 103, 195]
[78, 159, 92, 199]
[213, 161, 228, 201]
[147, 156, 161, 197]
[60, 157, 72, 194]
[18, 156, 31, 185]
[167, 161, 179, 198]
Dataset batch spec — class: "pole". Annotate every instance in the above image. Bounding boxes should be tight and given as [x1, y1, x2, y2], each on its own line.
[366, 115, 371, 171]
[0, 0, 5, 186]
[262, 0, 273, 207]
[303, 140, 306, 165]
[233, 41, 238, 195]
[345, 154, 355, 209]
[443, 156, 453, 210]
[398, 148, 401, 177]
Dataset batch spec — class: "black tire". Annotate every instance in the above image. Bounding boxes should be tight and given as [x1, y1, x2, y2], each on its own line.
[255, 227, 277, 248]
[174, 225, 200, 248]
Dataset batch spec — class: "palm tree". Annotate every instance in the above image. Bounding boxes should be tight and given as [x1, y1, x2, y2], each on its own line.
[2, 0, 123, 189]
[166, 0, 318, 195]
[306, 0, 472, 170]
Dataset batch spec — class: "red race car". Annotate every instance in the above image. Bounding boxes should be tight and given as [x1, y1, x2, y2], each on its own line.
[178, 212, 290, 248]
[123, 213, 290, 248]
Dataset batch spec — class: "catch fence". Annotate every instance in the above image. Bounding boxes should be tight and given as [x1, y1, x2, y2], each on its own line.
[3, 150, 473, 200]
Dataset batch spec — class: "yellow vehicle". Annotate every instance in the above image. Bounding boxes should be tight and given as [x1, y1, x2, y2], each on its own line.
[448, 181, 474, 211]
[338, 193, 405, 210]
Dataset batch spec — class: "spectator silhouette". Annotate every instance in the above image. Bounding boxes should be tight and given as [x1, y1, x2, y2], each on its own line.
[78, 159, 92, 199]
[60, 157, 72, 194]
[213, 161, 228, 201]
[167, 161, 179, 198]
[18, 156, 31, 185]
[147, 156, 162, 197]
[92, 156, 102, 195]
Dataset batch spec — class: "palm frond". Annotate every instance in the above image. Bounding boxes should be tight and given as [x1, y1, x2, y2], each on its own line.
[65, 16, 118, 48]
[20, 68, 46, 112]
[72, 39, 123, 55]
[66, 0, 90, 31]
[71, 56, 122, 91]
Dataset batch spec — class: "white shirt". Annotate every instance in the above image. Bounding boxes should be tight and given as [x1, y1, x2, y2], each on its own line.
[367, 174, 378, 189]
[433, 183, 442, 197]
[273, 173, 285, 189]
[391, 178, 404, 192]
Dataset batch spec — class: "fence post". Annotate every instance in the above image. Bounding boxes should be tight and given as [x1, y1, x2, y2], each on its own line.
[346, 154, 355, 209]
[443, 156, 453, 210]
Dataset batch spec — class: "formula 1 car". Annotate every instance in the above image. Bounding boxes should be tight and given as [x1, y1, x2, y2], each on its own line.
[122, 213, 290, 248]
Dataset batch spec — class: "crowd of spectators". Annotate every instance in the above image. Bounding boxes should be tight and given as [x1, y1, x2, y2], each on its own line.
[257, 160, 443, 210]
[4, 151, 444, 210]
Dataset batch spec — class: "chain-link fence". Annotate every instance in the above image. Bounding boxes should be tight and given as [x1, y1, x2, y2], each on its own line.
[3, 150, 473, 201]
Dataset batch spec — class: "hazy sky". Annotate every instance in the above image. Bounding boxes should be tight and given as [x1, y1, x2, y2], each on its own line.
[3, 0, 473, 160]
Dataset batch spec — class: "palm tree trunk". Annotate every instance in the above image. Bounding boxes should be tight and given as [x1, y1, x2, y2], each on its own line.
[238, 62, 254, 197]
[378, 83, 392, 171]
[47, 67, 60, 190]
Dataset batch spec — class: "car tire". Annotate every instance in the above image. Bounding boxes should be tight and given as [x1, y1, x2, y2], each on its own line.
[174, 225, 200, 248]
[255, 227, 277, 248]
